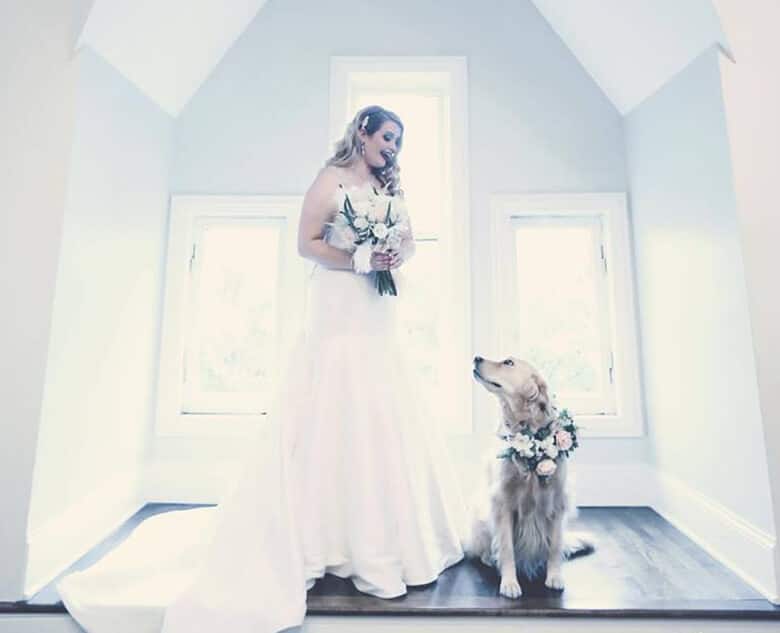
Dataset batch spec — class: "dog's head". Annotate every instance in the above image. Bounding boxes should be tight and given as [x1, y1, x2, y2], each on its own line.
[472, 355, 551, 434]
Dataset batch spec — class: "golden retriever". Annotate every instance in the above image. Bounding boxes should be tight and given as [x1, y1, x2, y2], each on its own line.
[466, 355, 593, 598]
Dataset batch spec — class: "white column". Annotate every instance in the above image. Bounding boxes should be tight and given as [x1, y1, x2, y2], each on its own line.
[0, 1, 77, 599]
[713, 0, 780, 603]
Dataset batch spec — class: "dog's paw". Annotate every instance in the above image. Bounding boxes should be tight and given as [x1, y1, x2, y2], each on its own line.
[499, 575, 523, 599]
[544, 569, 565, 591]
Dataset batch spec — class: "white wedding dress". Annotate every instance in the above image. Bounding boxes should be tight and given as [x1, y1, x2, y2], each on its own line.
[56, 182, 467, 633]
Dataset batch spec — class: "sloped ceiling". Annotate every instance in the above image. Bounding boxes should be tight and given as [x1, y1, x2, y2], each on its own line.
[530, 0, 728, 114]
[76, 0, 728, 118]
[77, 0, 269, 116]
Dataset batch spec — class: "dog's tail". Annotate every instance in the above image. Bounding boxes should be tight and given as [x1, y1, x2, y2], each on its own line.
[562, 530, 596, 560]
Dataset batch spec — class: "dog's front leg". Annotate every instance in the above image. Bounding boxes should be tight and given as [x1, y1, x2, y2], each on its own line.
[544, 515, 565, 590]
[493, 505, 522, 598]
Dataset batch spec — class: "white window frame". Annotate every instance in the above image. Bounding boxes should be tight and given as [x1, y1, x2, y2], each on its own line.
[329, 56, 473, 434]
[489, 193, 644, 437]
[155, 194, 306, 437]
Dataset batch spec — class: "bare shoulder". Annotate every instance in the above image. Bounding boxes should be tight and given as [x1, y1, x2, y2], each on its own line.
[305, 166, 342, 199]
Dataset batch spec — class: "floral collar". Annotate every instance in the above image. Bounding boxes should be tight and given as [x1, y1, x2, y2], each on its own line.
[496, 408, 579, 483]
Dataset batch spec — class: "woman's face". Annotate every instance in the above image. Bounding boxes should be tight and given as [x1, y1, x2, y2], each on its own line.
[359, 120, 402, 169]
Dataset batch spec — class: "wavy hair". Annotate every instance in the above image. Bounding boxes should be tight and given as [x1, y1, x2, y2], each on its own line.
[325, 105, 405, 197]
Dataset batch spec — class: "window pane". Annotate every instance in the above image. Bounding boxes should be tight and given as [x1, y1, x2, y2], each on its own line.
[513, 217, 612, 410]
[396, 240, 441, 408]
[183, 220, 282, 414]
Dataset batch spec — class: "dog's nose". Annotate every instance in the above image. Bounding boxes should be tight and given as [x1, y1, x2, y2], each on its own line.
[474, 356, 483, 364]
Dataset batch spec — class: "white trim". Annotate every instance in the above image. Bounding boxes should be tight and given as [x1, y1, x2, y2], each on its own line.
[651, 468, 779, 603]
[24, 471, 142, 599]
[12, 614, 780, 633]
[155, 194, 305, 438]
[571, 463, 656, 507]
[329, 56, 473, 434]
[488, 193, 645, 438]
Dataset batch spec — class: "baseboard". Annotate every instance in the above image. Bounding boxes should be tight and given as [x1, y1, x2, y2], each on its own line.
[570, 463, 656, 507]
[142, 459, 241, 504]
[3, 613, 780, 633]
[650, 468, 778, 603]
[24, 470, 143, 599]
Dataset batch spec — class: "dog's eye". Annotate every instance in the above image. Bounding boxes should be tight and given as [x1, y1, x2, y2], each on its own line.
[503, 359, 514, 366]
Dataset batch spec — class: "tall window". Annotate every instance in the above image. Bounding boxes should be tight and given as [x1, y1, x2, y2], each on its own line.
[330, 57, 471, 433]
[155, 196, 306, 436]
[490, 194, 643, 436]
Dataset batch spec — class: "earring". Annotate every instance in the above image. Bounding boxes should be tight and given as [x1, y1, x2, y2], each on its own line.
[360, 141, 365, 155]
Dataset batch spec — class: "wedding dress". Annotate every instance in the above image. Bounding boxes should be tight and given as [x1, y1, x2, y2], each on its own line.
[56, 182, 468, 633]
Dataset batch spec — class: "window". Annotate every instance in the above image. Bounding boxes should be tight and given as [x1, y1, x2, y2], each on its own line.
[330, 57, 471, 433]
[156, 195, 306, 436]
[490, 194, 644, 436]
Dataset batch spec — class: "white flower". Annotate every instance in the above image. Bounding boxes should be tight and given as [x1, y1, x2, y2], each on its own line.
[372, 222, 389, 239]
[510, 434, 535, 457]
[536, 459, 557, 477]
[324, 219, 357, 251]
[386, 231, 403, 251]
[540, 436, 559, 459]
[351, 241, 374, 274]
[353, 216, 369, 231]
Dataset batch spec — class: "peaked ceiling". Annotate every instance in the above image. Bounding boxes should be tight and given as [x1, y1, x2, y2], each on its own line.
[530, 0, 728, 114]
[77, 0, 269, 116]
[77, 0, 728, 118]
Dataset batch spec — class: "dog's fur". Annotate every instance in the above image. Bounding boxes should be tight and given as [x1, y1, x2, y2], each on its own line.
[466, 356, 593, 598]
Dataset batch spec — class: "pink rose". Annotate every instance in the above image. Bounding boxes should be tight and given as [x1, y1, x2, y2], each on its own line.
[555, 430, 573, 451]
[536, 459, 557, 477]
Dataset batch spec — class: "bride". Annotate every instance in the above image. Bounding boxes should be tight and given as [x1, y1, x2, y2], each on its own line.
[56, 105, 467, 633]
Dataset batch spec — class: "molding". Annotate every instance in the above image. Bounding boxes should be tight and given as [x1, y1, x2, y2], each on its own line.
[650, 468, 778, 604]
[24, 471, 142, 599]
[571, 463, 656, 507]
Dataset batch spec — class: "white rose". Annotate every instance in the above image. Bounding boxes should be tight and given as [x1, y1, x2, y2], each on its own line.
[353, 216, 370, 231]
[372, 222, 389, 239]
[324, 220, 357, 251]
[386, 232, 403, 251]
[351, 241, 374, 274]
[540, 436, 559, 459]
[536, 459, 557, 477]
[510, 434, 535, 457]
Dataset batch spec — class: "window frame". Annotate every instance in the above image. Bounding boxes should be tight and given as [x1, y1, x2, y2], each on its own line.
[489, 193, 645, 437]
[155, 194, 305, 438]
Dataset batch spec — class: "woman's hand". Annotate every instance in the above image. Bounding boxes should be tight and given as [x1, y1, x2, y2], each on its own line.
[369, 249, 406, 271]
[370, 251, 392, 271]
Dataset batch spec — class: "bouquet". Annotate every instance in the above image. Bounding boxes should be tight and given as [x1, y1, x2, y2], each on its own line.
[324, 183, 412, 296]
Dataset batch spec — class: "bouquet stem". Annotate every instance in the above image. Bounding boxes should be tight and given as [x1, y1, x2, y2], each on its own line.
[374, 270, 398, 296]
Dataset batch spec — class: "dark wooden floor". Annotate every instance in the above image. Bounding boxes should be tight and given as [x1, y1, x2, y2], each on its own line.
[6, 505, 780, 620]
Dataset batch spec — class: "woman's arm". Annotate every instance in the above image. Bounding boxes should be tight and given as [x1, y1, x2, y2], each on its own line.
[297, 169, 354, 270]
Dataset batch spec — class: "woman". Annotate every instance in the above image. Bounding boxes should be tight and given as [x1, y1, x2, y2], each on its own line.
[57, 105, 467, 633]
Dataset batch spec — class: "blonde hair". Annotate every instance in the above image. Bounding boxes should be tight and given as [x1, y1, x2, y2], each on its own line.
[325, 105, 405, 197]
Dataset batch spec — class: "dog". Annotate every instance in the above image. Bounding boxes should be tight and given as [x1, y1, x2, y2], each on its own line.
[466, 355, 593, 598]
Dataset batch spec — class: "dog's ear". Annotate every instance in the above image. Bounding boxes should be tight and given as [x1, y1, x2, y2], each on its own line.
[519, 376, 540, 402]
[534, 374, 550, 411]
[520, 374, 550, 408]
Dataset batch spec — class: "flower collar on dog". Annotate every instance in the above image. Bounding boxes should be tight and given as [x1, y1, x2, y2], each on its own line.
[497, 408, 579, 483]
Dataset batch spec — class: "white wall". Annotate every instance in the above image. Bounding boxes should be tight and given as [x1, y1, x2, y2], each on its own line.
[159, 0, 640, 494]
[713, 0, 780, 602]
[25, 46, 174, 590]
[0, 0, 78, 601]
[625, 47, 774, 535]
